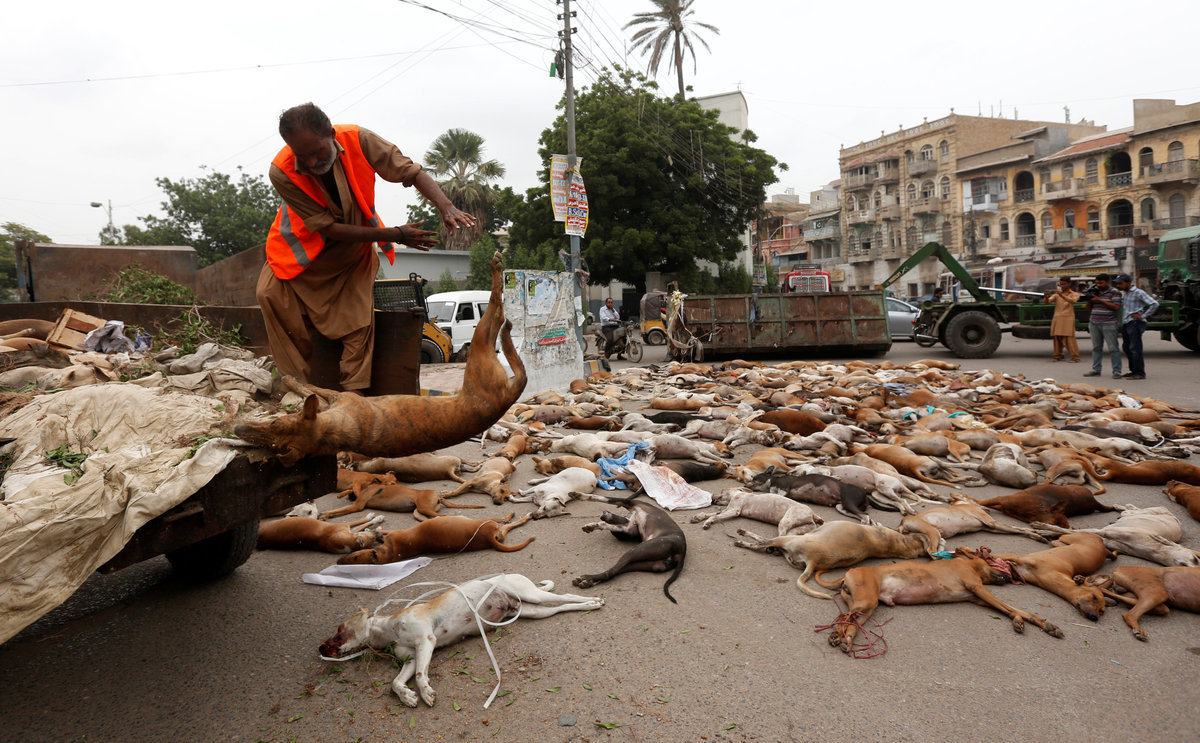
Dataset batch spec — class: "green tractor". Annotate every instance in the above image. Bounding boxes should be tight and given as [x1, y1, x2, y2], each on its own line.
[1155, 225, 1200, 352]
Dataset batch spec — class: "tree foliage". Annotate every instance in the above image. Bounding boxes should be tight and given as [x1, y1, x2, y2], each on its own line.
[423, 129, 506, 251]
[0, 222, 51, 301]
[626, 0, 720, 98]
[514, 68, 780, 294]
[437, 267, 458, 293]
[115, 168, 277, 268]
[466, 233, 500, 290]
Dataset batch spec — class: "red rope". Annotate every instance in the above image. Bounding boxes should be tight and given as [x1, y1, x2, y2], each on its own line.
[974, 545, 1024, 585]
[814, 597, 892, 659]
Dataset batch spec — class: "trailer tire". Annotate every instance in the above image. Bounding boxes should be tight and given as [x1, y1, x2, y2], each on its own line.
[645, 328, 667, 346]
[166, 520, 258, 581]
[419, 338, 445, 365]
[944, 310, 1002, 359]
[1175, 325, 1200, 353]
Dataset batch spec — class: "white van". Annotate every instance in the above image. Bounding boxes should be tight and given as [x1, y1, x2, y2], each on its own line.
[424, 290, 490, 360]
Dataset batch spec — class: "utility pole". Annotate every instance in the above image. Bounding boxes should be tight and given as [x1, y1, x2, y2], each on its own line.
[558, 0, 586, 353]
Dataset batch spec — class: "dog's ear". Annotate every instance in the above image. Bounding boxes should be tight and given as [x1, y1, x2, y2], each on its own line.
[302, 394, 320, 421]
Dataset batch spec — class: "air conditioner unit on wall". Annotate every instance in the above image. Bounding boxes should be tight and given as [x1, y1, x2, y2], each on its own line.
[1132, 226, 1148, 237]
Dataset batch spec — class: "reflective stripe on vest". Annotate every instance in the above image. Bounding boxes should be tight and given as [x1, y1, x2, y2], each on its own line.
[265, 124, 393, 280]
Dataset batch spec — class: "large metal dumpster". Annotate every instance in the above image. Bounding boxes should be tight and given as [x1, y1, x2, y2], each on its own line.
[669, 291, 891, 359]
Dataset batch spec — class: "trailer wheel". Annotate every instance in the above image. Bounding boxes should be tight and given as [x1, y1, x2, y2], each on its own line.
[1175, 325, 1200, 353]
[645, 328, 667, 346]
[166, 520, 258, 582]
[419, 338, 445, 365]
[944, 310, 1002, 359]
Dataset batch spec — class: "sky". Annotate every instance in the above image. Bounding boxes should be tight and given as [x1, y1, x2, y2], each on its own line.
[3, 0, 1200, 245]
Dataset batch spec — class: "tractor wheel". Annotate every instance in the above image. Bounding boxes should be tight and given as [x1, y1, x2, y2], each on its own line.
[645, 328, 667, 346]
[944, 310, 1002, 359]
[1175, 324, 1200, 353]
[419, 338, 445, 365]
[166, 521, 258, 582]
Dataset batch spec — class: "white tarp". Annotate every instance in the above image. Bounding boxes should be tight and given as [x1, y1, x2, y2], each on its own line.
[0, 384, 244, 644]
[502, 269, 585, 396]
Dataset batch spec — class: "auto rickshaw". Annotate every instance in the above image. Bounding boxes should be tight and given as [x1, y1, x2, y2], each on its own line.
[640, 291, 668, 345]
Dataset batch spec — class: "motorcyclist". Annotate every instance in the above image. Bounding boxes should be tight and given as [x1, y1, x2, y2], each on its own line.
[599, 297, 624, 360]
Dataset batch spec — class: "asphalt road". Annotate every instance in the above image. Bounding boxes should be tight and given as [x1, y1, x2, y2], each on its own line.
[3, 332, 1199, 743]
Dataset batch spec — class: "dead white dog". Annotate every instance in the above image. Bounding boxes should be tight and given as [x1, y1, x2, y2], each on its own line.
[1032, 506, 1200, 567]
[690, 488, 823, 536]
[318, 574, 603, 707]
[509, 466, 598, 518]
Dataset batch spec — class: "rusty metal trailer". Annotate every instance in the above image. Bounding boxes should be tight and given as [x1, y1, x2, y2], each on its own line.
[667, 291, 891, 360]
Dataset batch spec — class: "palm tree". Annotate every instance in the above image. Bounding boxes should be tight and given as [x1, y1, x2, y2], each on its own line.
[423, 129, 506, 251]
[625, 0, 719, 98]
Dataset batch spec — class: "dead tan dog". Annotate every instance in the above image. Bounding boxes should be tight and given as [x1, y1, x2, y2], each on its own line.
[350, 454, 480, 483]
[442, 457, 517, 505]
[235, 252, 527, 465]
[338, 514, 534, 565]
[320, 479, 485, 521]
[257, 514, 385, 553]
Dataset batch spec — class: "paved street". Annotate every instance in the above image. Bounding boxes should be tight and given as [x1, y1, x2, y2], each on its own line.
[2, 332, 1198, 742]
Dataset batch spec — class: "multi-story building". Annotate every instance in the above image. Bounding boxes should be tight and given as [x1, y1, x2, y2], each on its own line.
[803, 181, 842, 266]
[831, 113, 1105, 297]
[752, 192, 809, 275]
[951, 99, 1200, 291]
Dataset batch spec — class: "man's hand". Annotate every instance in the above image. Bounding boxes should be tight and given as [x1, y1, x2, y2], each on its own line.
[439, 206, 477, 235]
[389, 221, 438, 252]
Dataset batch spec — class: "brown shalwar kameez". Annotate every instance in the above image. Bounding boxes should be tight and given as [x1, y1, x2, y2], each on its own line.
[1046, 287, 1081, 362]
[256, 127, 422, 390]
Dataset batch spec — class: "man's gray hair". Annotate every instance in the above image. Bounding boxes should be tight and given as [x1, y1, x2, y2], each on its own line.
[279, 102, 333, 139]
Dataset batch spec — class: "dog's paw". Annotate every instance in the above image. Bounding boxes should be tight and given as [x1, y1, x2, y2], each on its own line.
[572, 577, 594, 589]
[395, 684, 419, 707]
[581, 522, 600, 533]
[1043, 621, 1064, 639]
[419, 686, 437, 707]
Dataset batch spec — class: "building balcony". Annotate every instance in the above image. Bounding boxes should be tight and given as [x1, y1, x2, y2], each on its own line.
[878, 203, 901, 220]
[907, 159, 937, 177]
[804, 223, 841, 239]
[1015, 234, 1038, 247]
[847, 248, 877, 264]
[874, 168, 900, 184]
[879, 245, 905, 260]
[1106, 172, 1133, 188]
[1042, 178, 1088, 201]
[843, 173, 874, 190]
[964, 193, 1003, 213]
[1013, 188, 1035, 203]
[1152, 216, 1200, 231]
[910, 197, 942, 215]
[1108, 225, 1135, 239]
[1045, 227, 1085, 248]
[1141, 159, 1200, 186]
[847, 208, 876, 225]
[972, 237, 1000, 257]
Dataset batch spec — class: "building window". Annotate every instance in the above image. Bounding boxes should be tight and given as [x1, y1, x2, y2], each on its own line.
[1141, 198, 1156, 222]
[942, 221, 953, 246]
[905, 149, 913, 163]
[1039, 168, 1051, 187]
[1085, 158, 1099, 184]
[920, 144, 934, 161]
[1139, 147, 1154, 172]
[939, 176, 951, 199]
[1168, 141, 1184, 162]
[1062, 163, 1074, 181]
[906, 183, 917, 202]
[1087, 207, 1100, 231]
[1042, 212, 1053, 233]
[999, 218, 1009, 241]
[939, 140, 949, 162]
[921, 180, 935, 198]
[873, 190, 882, 208]
[980, 222, 991, 238]
[1064, 209, 1075, 229]
[847, 194, 858, 211]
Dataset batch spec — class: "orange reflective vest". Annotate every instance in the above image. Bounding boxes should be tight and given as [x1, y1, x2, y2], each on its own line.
[265, 124, 394, 280]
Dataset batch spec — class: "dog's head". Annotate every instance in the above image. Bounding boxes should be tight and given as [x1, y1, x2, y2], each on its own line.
[234, 395, 322, 466]
[319, 608, 371, 658]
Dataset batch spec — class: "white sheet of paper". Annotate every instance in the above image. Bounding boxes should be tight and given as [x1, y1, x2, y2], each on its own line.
[301, 556, 433, 590]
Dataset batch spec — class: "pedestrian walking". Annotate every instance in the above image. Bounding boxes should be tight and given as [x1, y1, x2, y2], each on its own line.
[1114, 273, 1159, 380]
[1045, 277, 1081, 362]
[1083, 273, 1123, 379]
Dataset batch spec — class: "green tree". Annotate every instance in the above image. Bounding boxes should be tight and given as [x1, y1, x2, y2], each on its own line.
[423, 129, 506, 251]
[466, 233, 500, 290]
[626, 0, 720, 98]
[437, 267, 458, 293]
[116, 167, 277, 267]
[522, 68, 780, 295]
[0, 222, 51, 301]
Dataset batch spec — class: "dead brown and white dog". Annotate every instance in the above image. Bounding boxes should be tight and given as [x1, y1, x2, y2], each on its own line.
[509, 467, 598, 519]
[257, 514, 385, 554]
[689, 488, 823, 536]
[235, 252, 526, 465]
[318, 574, 603, 707]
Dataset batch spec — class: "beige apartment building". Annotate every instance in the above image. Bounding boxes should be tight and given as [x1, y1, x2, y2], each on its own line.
[820, 99, 1200, 299]
[829, 113, 1104, 297]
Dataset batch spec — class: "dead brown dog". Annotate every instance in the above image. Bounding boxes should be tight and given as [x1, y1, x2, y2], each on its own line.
[816, 546, 1063, 654]
[338, 513, 533, 565]
[442, 457, 517, 504]
[1165, 480, 1200, 522]
[349, 454, 480, 483]
[320, 479, 485, 521]
[994, 532, 1116, 620]
[969, 484, 1116, 528]
[1082, 453, 1200, 486]
[258, 514, 384, 554]
[235, 252, 527, 465]
[1093, 566, 1200, 641]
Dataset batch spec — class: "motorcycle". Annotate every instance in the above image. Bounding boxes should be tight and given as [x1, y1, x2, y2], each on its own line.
[594, 320, 643, 363]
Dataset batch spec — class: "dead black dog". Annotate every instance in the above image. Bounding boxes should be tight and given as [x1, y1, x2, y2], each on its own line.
[573, 493, 687, 603]
[658, 460, 727, 482]
[747, 471, 873, 522]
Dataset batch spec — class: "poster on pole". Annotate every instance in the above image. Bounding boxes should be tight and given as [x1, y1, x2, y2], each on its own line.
[549, 155, 581, 222]
[566, 169, 588, 237]
[502, 269, 584, 395]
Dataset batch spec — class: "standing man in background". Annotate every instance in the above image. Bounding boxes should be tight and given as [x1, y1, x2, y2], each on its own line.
[257, 102, 474, 393]
[1045, 277, 1081, 363]
[1114, 273, 1158, 381]
[1083, 273, 1123, 379]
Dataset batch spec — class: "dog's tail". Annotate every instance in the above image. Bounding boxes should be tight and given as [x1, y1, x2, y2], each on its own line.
[812, 569, 846, 590]
[662, 543, 686, 605]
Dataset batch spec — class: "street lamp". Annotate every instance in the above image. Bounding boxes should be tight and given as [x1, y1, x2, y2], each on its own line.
[90, 200, 113, 232]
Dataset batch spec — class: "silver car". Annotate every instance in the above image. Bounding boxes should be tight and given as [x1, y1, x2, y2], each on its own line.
[886, 297, 920, 340]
